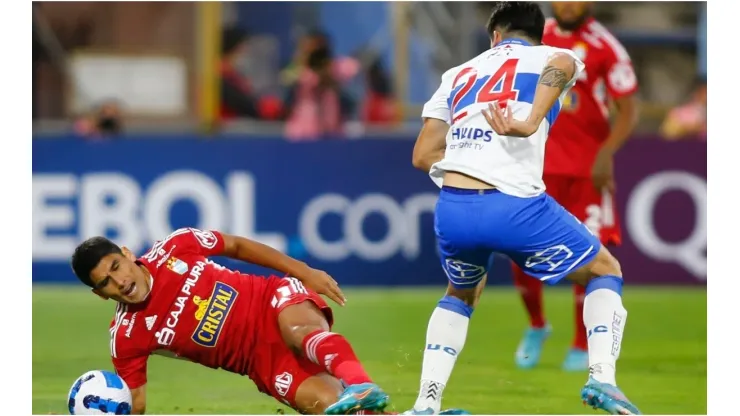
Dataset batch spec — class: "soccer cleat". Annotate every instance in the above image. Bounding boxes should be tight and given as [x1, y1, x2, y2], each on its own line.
[439, 409, 472, 415]
[580, 377, 641, 415]
[402, 408, 471, 415]
[325, 382, 389, 415]
[515, 324, 552, 369]
[562, 348, 589, 372]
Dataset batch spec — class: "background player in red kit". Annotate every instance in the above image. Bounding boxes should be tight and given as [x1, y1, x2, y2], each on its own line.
[70, 227, 391, 415]
[512, 1, 639, 372]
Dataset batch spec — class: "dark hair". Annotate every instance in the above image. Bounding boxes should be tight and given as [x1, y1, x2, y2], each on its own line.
[307, 46, 332, 71]
[71, 237, 122, 287]
[486, 2, 545, 44]
[222, 27, 250, 56]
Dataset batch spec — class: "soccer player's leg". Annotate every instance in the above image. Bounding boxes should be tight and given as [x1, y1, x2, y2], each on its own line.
[407, 188, 490, 415]
[273, 277, 389, 414]
[510, 175, 571, 369]
[562, 181, 623, 372]
[505, 195, 640, 415]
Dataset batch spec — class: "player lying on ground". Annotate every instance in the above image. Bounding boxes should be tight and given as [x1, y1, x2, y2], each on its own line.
[409, 2, 640, 415]
[511, 0, 640, 373]
[70, 227, 389, 415]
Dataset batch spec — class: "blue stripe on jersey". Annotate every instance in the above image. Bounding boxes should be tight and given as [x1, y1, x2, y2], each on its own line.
[515, 73, 562, 126]
[448, 72, 562, 126]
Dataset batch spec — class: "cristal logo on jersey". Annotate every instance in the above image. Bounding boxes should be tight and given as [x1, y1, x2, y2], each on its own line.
[191, 281, 238, 348]
[166, 256, 189, 275]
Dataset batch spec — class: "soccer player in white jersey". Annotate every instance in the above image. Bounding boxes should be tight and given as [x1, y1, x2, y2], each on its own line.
[407, 2, 641, 415]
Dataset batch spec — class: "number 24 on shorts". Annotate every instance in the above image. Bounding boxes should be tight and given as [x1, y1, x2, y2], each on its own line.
[449, 59, 520, 124]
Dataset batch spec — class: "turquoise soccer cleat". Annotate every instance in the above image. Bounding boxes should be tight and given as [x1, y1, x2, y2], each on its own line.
[439, 409, 472, 415]
[325, 382, 389, 415]
[402, 408, 471, 415]
[581, 377, 642, 415]
[515, 325, 552, 369]
[562, 348, 589, 372]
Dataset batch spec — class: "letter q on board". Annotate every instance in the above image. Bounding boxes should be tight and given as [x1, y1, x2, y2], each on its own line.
[625, 171, 706, 280]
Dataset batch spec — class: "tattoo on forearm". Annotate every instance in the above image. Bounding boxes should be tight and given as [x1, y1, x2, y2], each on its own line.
[539, 66, 569, 90]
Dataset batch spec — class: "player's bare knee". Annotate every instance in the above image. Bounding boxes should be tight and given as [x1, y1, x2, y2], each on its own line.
[445, 283, 479, 307]
[277, 302, 330, 352]
[590, 247, 622, 279]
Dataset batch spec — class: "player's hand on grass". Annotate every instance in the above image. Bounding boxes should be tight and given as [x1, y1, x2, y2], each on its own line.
[592, 147, 616, 192]
[481, 102, 538, 138]
[300, 268, 347, 306]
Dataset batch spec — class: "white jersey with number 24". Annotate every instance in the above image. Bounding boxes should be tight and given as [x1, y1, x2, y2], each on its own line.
[422, 39, 585, 197]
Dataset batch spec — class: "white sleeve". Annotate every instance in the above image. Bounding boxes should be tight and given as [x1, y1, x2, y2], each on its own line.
[421, 71, 454, 124]
[559, 48, 585, 90]
[547, 47, 585, 95]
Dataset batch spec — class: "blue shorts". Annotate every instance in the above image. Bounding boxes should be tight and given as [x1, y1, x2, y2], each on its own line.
[435, 186, 601, 289]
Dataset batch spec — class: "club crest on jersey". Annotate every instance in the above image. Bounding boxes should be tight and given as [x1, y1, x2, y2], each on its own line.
[191, 282, 238, 347]
[166, 257, 189, 275]
[572, 42, 588, 61]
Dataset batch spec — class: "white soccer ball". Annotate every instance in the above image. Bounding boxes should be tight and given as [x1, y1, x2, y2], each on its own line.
[67, 370, 132, 415]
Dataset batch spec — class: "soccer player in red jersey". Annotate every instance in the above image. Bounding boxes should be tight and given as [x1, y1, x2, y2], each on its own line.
[511, 2, 639, 372]
[70, 227, 391, 415]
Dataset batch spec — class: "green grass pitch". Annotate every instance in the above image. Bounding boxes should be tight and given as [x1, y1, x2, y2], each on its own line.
[33, 286, 706, 414]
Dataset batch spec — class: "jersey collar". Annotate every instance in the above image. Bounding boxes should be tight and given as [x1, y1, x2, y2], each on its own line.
[497, 38, 532, 47]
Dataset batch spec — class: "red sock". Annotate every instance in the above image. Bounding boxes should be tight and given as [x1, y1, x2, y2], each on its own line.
[572, 283, 588, 351]
[512, 264, 546, 328]
[302, 330, 372, 385]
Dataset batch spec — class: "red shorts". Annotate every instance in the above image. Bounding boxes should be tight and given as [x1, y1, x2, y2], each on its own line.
[544, 174, 621, 246]
[248, 277, 334, 409]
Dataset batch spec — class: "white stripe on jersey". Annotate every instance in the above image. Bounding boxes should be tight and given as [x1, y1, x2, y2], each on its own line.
[141, 228, 190, 262]
[110, 303, 128, 358]
[287, 277, 308, 295]
[588, 21, 631, 62]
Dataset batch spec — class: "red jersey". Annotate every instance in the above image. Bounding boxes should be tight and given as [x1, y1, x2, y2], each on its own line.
[109, 228, 270, 389]
[543, 17, 638, 177]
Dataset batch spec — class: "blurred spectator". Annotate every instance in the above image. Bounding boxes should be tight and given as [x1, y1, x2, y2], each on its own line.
[660, 77, 707, 141]
[284, 47, 355, 141]
[362, 58, 398, 125]
[74, 100, 124, 139]
[219, 27, 282, 122]
[280, 29, 331, 86]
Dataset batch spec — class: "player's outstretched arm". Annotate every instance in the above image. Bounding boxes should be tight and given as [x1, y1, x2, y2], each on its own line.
[220, 233, 346, 305]
[412, 117, 449, 172]
[482, 52, 578, 138]
[130, 385, 146, 414]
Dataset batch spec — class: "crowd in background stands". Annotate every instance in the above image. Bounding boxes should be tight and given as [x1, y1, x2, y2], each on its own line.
[66, 26, 705, 143]
[219, 27, 398, 141]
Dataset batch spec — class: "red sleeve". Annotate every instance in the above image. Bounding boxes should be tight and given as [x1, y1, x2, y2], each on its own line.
[178, 228, 226, 256]
[112, 355, 148, 389]
[600, 32, 638, 99]
[141, 228, 226, 263]
[109, 304, 149, 389]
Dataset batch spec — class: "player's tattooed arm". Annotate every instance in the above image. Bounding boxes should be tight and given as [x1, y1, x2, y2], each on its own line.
[413, 118, 449, 172]
[527, 52, 577, 126]
[538, 65, 570, 91]
[221, 233, 347, 305]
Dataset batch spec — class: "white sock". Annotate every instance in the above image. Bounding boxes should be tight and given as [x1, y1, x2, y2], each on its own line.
[413, 296, 472, 413]
[583, 277, 628, 386]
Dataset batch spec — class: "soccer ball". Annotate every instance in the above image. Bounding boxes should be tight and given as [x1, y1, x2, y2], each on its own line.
[67, 370, 132, 415]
